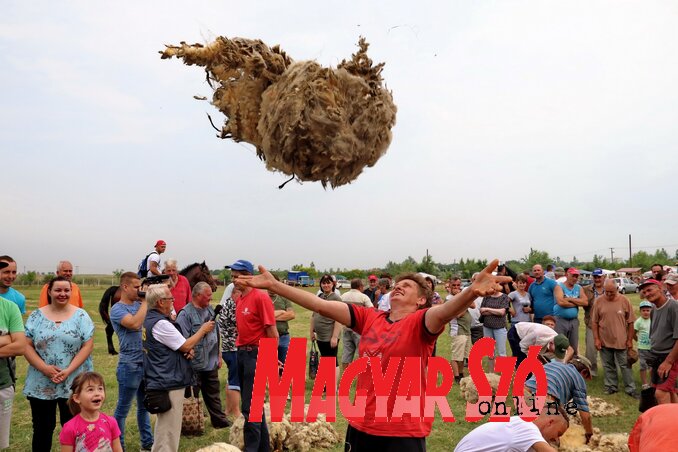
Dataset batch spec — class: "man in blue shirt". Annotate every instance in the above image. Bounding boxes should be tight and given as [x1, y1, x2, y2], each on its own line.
[553, 268, 588, 354]
[528, 264, 559, 324]
[526, 335, 594, 444]
[0, 256, 26, 315]
[110, 272, 154, 451]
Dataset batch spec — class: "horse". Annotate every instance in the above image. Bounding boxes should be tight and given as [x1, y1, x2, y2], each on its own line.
[180, 261, 218, 292]
[99, 262, 218, 355]
[99, 285, 122, 355]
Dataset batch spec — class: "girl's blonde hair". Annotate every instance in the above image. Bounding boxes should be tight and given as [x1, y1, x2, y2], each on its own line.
[67, 371, 106, 415]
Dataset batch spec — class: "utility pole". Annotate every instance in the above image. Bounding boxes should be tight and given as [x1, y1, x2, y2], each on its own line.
[629, 234, 632, 267]
[610, 247, 615, 262]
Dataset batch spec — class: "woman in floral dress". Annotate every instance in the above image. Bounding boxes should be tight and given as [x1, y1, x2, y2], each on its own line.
[23, 276, 94, 451]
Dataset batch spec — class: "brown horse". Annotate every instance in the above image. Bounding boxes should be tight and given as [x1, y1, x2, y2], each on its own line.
[180, 261, 218, 292]
[100, 262, 218, 354]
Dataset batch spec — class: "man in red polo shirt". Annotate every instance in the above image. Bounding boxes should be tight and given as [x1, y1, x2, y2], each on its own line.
[227, 259, 278, 452]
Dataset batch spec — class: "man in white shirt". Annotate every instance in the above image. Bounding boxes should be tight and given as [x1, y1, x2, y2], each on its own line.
[454, 409, 568, 452]
[146, 240, 167, 277]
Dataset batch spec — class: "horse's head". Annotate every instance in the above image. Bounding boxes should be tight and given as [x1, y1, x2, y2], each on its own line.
[199, 261, 218, 292]
[182, 261, 218, 292]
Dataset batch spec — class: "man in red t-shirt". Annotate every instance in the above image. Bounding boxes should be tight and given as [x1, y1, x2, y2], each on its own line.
[164, 259, 192, 313]
[227, 259, 278, 452]
[236, 260, 510, 452]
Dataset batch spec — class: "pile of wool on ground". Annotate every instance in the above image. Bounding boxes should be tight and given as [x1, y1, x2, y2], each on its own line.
[195, 443, 242, 452]
[585, 397, 621, 417]
[161, 36, 396, 188]
[559, 424, 629, 452]
[228, 404, 340, 451]
[459, 373, 502, 404]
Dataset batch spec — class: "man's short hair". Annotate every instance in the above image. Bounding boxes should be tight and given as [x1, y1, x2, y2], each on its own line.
[542, 315, 556, 324]
[0, 255, 15, 263]
[378, 278, 390, 289]
[192, 281, 211, 297]
[120, 271, 140, 286]
[395, 273, 432, 309]
[146, 284, 170, 310]
[449, 276, 461, 283]
[350, 278, 363, 290]
[164, 258, 178, 269]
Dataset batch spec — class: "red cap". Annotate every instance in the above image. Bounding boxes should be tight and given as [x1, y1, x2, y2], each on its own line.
[638, 279, 662, 290]
[368, 274, 378, 281]
[155, 240, 166, 247]
[567, 267, 580, 275]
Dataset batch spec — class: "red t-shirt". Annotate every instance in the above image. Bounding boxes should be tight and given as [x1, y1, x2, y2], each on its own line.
[348, 305, 440, 437]
[628, 403, 678, 451]
[171, 275, 192, 312]
[235, 289, 276, 347]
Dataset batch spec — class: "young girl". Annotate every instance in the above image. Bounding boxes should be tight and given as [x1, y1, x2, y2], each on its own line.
[60, 372, 122, 452]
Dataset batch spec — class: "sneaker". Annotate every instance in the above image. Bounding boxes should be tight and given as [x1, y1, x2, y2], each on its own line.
[605, 388, 618, 395]
[626, 391, 641, 400]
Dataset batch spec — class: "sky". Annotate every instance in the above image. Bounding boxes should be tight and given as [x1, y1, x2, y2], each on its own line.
[2, 1, 677, 274]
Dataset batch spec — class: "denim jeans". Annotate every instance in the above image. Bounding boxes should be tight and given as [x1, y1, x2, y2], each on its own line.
[483, 326, 507, 357]
[114, 361, 154, 450]
[278, 334, 291, 365]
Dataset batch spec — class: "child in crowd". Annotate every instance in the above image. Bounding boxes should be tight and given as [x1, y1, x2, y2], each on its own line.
[60, 372, 122, 452]
[634, 301, 653, 390]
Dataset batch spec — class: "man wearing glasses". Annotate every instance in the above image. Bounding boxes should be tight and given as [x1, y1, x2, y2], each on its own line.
[553, 268, 588, 356]
[583, 268, 605, 376]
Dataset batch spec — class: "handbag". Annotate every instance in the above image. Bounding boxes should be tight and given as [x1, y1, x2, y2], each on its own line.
[309, 340, 319, 380]
[181, 387, 205, 436]
[143, 388, 171, 414]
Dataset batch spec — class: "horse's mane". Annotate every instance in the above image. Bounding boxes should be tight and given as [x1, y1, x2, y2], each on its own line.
[180, 262, 205, 276]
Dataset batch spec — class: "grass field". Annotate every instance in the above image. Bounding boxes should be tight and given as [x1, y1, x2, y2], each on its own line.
[8, 285, 644, 451]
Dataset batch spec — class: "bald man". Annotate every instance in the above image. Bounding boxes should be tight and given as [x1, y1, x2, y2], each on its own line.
[591, 279, 637, 398]
[528, 264, 559, 324]
[38, 261, 83, 308]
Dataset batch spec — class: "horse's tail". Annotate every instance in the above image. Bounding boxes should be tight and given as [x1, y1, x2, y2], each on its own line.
[99, 285, 119, 324]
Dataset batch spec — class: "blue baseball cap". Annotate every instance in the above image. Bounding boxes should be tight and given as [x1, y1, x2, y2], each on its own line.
[639, 301, 653, 309]
[226, 259, 254, 274]
[592, 268, 604, 276]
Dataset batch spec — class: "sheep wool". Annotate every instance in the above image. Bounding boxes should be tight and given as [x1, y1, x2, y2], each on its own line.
[161, 36, 397, 188]
[195, 443, 242, 452]
[459, 373, 502, 404]
[228, 404, 340, 452]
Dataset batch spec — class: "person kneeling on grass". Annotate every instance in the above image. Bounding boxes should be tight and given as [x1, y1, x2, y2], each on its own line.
[454, 407, 569, 452]
[234, 260, 511, 452]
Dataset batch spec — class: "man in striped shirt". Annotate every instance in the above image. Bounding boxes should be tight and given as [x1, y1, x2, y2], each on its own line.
[525, 335, 594, 444]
